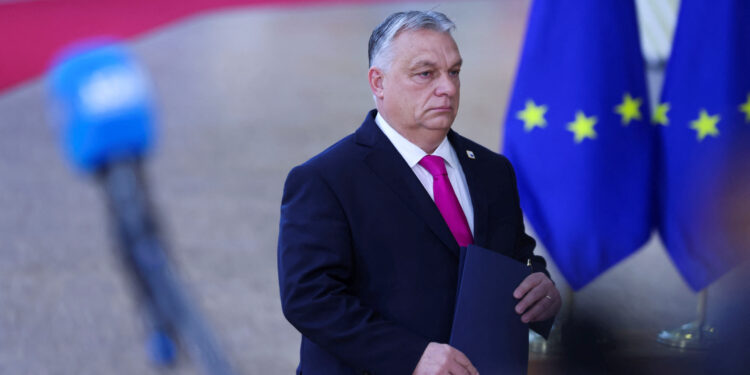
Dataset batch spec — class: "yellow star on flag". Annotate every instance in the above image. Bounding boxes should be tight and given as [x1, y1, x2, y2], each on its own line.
[739, 93, 750, 122]
[652, 103, 670, 126]
[690, 109, 720, 141]
[516, 100, 548, 132]
[567, 111, 597, 143]
[614, 93, 642, 125]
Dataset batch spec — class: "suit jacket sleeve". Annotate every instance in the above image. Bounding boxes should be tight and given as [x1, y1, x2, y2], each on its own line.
[278, 163, 429, 373]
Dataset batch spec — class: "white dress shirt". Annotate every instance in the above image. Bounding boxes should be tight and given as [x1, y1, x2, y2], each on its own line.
[375, 112, 475, 235]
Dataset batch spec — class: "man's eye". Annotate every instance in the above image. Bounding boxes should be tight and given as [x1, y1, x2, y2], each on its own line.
[450, 70, 461, 77]
[417, 71, 432, 78]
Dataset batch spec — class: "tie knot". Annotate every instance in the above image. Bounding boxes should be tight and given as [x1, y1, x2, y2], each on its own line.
[419, 155, 448, 177]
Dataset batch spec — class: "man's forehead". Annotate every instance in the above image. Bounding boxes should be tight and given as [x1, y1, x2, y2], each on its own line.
[391, 29, 462, 66]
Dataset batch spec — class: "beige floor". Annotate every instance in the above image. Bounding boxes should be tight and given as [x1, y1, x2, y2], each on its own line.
[0, 1, 707, 374]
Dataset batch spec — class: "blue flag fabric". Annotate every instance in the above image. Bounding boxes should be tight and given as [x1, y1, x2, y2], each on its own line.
[658, 0, 750, 291]
[503, 0, 656, 290]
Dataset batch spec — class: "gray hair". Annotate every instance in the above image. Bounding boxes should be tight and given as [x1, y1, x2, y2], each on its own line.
[368, 11, 456, 70]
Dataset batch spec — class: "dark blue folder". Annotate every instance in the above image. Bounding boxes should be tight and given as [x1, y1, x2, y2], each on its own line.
[450, 244, 531, 374]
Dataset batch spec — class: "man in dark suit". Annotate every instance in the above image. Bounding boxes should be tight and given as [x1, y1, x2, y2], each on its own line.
[278, 11, 561, 375]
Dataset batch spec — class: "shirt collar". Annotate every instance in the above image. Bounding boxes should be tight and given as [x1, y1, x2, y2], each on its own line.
[375, 112, 459, 170]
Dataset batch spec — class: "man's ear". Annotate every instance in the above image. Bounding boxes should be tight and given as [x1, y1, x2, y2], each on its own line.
[368, 67, 385, 99]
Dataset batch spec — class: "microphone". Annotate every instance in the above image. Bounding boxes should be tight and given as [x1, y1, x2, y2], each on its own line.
[48, 39, 155, 173]
[47, 41, 236, 375]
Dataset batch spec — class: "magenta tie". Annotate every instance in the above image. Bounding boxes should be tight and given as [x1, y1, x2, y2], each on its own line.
[419, 155, 474, 246]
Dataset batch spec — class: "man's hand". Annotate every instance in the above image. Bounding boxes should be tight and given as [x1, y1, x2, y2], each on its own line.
[513, 272, 561, 323]
[413, 342, 479, 375]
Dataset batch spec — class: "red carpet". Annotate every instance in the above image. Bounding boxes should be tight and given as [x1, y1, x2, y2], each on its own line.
[0, 0, 392, 93]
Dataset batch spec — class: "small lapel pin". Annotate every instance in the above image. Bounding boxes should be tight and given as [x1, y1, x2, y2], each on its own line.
[466, 150, 475, 159]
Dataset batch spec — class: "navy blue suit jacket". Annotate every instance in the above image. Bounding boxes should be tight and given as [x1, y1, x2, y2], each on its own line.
[278, 110, 552, 374]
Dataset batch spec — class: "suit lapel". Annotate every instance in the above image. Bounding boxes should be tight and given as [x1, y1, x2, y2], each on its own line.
[449, 131, 490, 248]
[356, 112, 460, 257]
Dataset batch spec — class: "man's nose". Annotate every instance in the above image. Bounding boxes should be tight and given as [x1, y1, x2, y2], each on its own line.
[434, 72, 458, 97]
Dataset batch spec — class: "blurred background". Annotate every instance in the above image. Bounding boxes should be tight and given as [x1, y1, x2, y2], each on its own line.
[1, 0, 746, 374]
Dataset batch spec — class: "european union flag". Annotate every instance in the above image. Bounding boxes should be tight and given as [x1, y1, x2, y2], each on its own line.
[503, 0, 656, 290]
[658, 0, 750, 291]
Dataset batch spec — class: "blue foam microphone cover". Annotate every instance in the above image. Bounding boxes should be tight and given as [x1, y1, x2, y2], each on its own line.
[48, 40, 155, 172]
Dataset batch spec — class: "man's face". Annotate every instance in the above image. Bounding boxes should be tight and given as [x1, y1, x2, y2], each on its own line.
[374, 29, 462, 139]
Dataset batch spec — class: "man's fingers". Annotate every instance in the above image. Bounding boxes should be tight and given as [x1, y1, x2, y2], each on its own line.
[414, 342, 478, 375]
[513, 272, 544, 299]
[513, 272, 563, 322]
[448, 362, 476, 375]
[451, 350, 471, 368]
[447, 364, 470, 375]
[521, 296, 550, 322]
[519, 287, 561, 323]
[514, 280, 549, 314]
[451, 350, 479, 375]
[525, 293, 562, 322]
